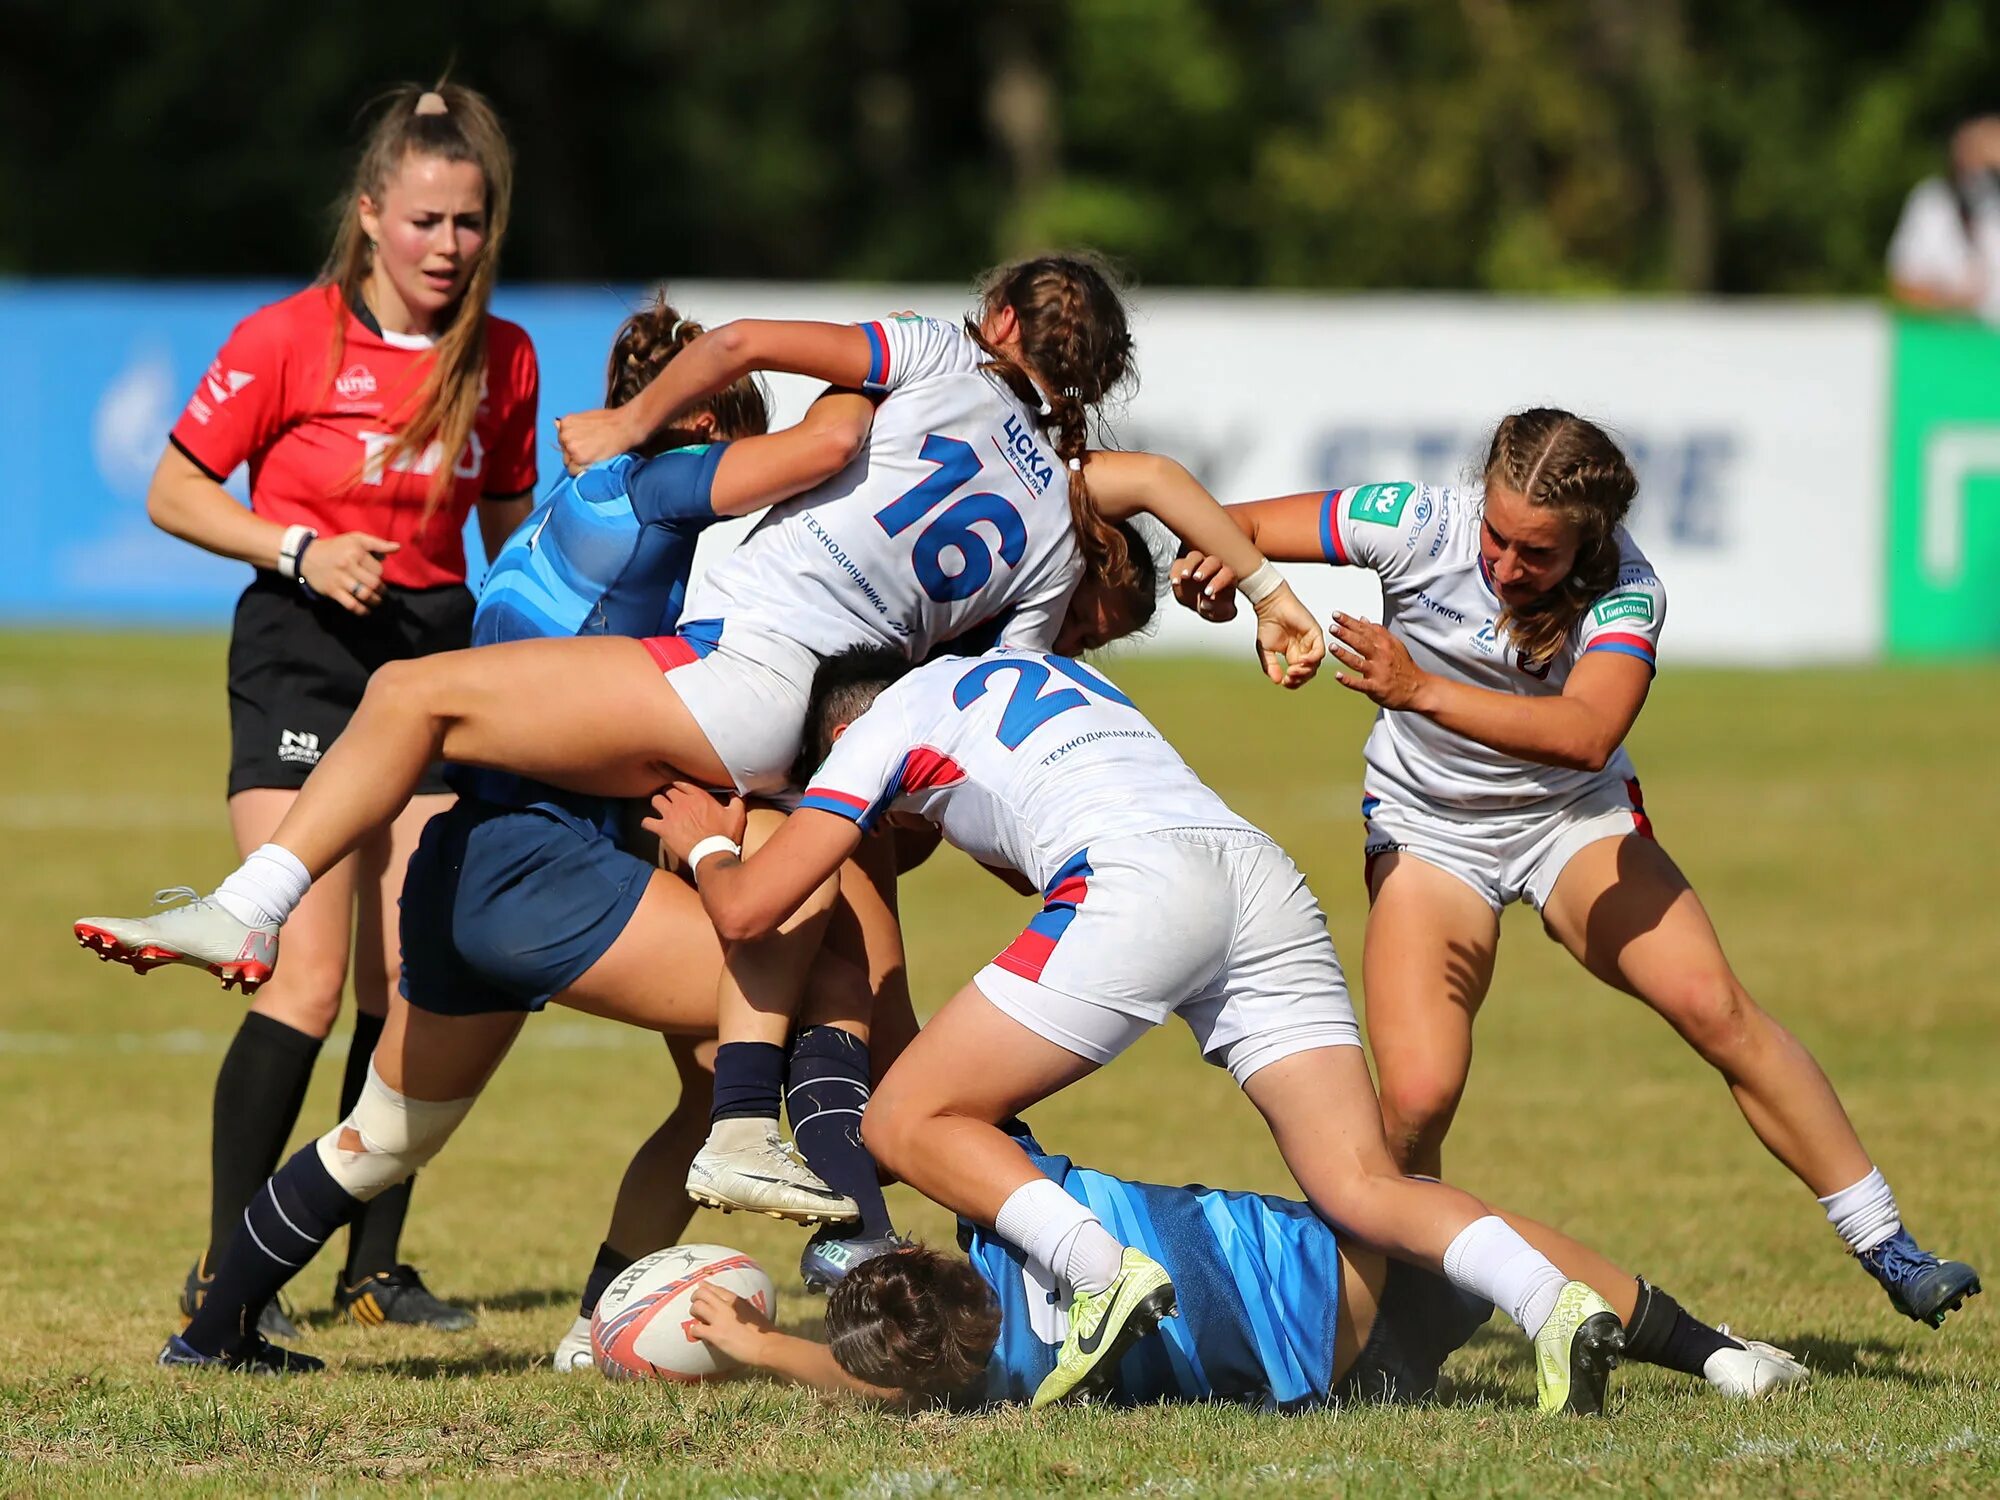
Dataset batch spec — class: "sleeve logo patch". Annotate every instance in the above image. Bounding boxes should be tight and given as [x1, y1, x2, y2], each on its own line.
[1346, 482, 1414, 526]
[1593, 592, 1655, 626]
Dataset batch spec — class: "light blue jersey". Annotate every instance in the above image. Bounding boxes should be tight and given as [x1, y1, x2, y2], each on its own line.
[453, 444, 729, 827]
[474, 444, 728, 647]
[963, 1133, 1344, 1411]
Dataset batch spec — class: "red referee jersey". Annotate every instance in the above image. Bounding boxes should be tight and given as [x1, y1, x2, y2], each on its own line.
[170, 284, 539, 589]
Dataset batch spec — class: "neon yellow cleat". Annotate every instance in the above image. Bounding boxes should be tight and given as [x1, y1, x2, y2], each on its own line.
[1030, 1248, 1178, 1410]
[1534, 1281, 1624, 1416]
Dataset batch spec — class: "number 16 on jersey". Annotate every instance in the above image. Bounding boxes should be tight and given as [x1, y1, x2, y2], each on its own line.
[874, 434, 1028, 602]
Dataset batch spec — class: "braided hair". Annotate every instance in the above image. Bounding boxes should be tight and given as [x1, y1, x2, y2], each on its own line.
[966, 253, 1138, 598]
[604, 294, 769, 454]
[1481, 409, 1639, 665]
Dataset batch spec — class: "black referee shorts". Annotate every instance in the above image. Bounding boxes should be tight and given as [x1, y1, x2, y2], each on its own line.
[227, 570, 475, 797]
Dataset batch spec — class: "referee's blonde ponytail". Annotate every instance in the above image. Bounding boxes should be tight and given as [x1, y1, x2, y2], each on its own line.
[322, 79, 515, 519]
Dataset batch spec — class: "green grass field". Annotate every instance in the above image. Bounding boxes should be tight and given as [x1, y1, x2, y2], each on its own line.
[1, 632, 1995, 1497]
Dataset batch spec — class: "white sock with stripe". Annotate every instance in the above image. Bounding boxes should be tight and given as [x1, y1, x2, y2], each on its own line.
[995, 1177, 1124, 1297]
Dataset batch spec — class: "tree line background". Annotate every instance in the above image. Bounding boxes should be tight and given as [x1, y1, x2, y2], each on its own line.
[4, 0, 1994, 294]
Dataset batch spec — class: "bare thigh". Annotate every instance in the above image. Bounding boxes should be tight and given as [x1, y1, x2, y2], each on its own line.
[231, 787, 358, 1039]
[371, 997, 524, 1102]
[864, 979, 1102, 1224]
[424, 636, 730, 795]
[553, 868, 726, 1032]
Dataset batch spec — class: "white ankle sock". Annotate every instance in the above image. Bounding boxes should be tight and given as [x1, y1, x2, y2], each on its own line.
[211, 843, 311, 927]
[1818, 1166, 1901, 1254]
[994, 1177, 1124, 1297]
[1442, 1215, 1570, 1336]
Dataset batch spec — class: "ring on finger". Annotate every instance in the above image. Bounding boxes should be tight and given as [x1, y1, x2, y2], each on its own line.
[351, 580, 368, 598]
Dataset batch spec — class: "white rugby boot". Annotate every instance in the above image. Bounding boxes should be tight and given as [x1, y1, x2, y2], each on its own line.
[553, 1314, 596, 1373]
[684, 1125, 860, 1225]
[1703, 1329, 1810, 1400]
[75, 888, 279, 993]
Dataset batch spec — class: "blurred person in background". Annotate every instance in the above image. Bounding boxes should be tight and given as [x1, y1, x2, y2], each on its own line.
[131, 81, 539, 1336]
[1888, 114, 2000, 323]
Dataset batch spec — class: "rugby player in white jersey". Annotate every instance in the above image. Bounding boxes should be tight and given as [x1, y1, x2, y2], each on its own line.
[645, 644, 1694, 1415]
[1171, 407, 1980, 1331]
[75, 254, 1327, 1225]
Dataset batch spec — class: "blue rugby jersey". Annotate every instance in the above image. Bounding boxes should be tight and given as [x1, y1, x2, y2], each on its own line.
[474, 445, 728, 646]
[962, 1135, 1343, 1410]
[453, 444, 730, 826]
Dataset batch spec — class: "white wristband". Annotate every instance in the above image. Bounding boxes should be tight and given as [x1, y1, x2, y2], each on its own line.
[686, 835, 742, 880]
[1239, 558, 1285, 607]
[276, 524, 316, 581]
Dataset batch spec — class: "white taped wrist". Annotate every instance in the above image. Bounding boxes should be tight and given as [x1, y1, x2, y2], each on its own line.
[687, 835, 742, 880]
[1239, 559, 1285, 606]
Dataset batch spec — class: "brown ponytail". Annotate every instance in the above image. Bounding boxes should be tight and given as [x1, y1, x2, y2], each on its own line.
[603, 294, 768, 454]
[322, 80, 514, 518]
[1482, 409, 1638, 665]
[967, 252, 1138, 599]
[825, 1245, 1001, 1402]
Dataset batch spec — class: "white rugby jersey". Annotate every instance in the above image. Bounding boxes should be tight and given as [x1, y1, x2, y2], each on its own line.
[683, 316, 1083, 660]
[799, 650, 1257, 892]
[1318, 482, 1666, 811]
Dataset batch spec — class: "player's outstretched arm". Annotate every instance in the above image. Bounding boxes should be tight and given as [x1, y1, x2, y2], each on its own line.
[687, 1286, 905, 1401]
[1330, 612, 1653, 771]
[1086, 452, 1323, 688]
[558, 322, 879, 471]
[645, 786, 862, 942]
[704, 390, 877, 518]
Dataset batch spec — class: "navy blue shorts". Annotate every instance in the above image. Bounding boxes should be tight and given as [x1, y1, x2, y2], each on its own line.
[1336, 1257, 1494, 1405]
[399, 796, 653, 1016]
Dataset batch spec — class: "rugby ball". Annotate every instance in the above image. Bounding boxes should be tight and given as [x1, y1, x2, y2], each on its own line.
[591, 1243, 776, 1382]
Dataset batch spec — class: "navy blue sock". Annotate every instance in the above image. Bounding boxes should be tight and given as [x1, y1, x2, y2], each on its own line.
[580, 1242, 635, 1318]
[183, 1143, 362, 1355]
[710, 1041, 786, 1124]
[1623, 1278, 1736, 1378]
[787, 1026, 894, 1238]
[340, 1010, 413, 1284]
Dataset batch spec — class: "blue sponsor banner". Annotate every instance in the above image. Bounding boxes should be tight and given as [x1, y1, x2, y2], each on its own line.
[0, 281, 652, 624]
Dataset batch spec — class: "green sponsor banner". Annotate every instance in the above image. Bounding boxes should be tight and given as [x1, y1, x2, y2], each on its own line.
[1593, 592, 1655, 626]
[1347, 482, 1413, 526]
[1888, 314, 2000, 655]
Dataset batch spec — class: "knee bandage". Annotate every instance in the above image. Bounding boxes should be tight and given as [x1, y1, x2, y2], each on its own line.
[315, 1060, 477, 1199]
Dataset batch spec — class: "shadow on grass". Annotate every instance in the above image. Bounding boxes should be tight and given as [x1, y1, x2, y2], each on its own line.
[1780, 1331, 1947, 1387]
[465, 1285, 581, 1315]
[356, 1348, 550, 1378]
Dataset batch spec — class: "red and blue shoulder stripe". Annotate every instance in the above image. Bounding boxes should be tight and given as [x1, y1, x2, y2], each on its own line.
[1583, 631, 1657, 671]
[860, 321, 892, 395]
[1318, 489, 1349, 564]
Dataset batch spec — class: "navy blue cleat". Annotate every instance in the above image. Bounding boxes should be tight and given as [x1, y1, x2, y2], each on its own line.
[800, 1228, 912, 1293]
[1859, 1231, 1981, 1328]
[158, 1331, 325, 1375]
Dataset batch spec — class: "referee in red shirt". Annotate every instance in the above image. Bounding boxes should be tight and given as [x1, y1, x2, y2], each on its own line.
[145, 82, 538, 1334]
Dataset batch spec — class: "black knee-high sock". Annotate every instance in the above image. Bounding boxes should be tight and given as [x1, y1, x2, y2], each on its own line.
[184, 1144, 362, 1355]
[1622, 1277, 1739, 1378]
[339, 1011, 412, 1283]
[710, 1041, 786, 1124]
[579, 1243, 636, 1318]
[787, 1026, 894, 1237]
[207, 1013, 322, 1262]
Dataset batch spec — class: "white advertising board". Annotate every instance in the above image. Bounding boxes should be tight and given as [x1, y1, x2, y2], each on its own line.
[670, 284, 1889, 663]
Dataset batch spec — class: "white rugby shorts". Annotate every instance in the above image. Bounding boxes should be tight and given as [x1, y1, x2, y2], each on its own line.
[971, 828, 1362, 1086]
[642, 621, 821, 796]
[1361, 775, 1656, 913]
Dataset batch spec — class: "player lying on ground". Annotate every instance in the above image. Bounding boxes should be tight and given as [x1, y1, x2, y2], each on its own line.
[685, 1124, 1805, 1408]
[75, 252, 1326, 1220]
[648, 646, 1714, 1415]
[1170, 407, 1981, 1330]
